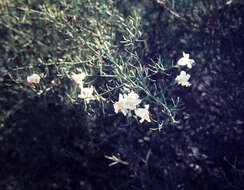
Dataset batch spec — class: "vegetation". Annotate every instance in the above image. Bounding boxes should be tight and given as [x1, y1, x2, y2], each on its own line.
[0, 0, 243, 189]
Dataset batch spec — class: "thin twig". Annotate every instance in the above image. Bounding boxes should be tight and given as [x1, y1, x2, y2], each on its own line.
[154, 0, 200, 31]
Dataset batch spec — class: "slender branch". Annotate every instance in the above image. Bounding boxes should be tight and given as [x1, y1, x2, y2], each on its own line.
[154, 0, 200, 31]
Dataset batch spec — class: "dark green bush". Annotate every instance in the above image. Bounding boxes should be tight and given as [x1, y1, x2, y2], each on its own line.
[0, 0, 244, 190]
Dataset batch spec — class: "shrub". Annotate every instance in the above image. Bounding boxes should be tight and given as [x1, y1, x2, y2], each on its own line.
[0, 0, 243, 190]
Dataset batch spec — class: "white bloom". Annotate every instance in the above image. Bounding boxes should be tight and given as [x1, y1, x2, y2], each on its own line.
[123, 91, 141, 110]
[135, 105, 151, 123]
[71, 72, 86, 86]
[175, 71, 191, 87]
[113, 91, 141, 116]
[78, 86, 95, 103]
[226, 0, 232, 5]
[114, 94, 128, 116]
[27, 73, 41, 84]
[177, 52, 195, 69]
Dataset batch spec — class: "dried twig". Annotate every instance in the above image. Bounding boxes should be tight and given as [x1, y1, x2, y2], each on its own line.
[105, 154, 129, 166]
[154, 0, 200, 31]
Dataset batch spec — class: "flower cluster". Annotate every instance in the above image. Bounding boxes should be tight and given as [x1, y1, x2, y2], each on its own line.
[114, 91, 151, 123]
[25, 51, 194, 125]
[26, 72, 96, 103]
[175, 52, 195, 87]
[71, 72, 96, 103]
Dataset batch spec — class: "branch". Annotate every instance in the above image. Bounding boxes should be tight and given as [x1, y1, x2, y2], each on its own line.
[154, 0, 200, 31]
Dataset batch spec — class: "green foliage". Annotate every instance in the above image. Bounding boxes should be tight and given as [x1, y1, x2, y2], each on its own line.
[0, 0, 244, 190]
[0, 0, 181, 127]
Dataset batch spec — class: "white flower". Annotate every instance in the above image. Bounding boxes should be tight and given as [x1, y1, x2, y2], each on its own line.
[71, 72, 86, 86]
[113, 91, 141, 116]
[78, 86, 95, 103]
[175, 71, 191, 87]
[226, 0, 232, 5]
[177, 52, 195, 69]
[135, 105, 151, 123]
[27, 73, 41, 84]
[114, 94, 128, 116]
[123, 91, 141, 110]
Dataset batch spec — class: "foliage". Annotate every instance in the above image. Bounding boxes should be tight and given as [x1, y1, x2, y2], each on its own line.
[0, 0, 181, 126]
[0, 0, 244, 190]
